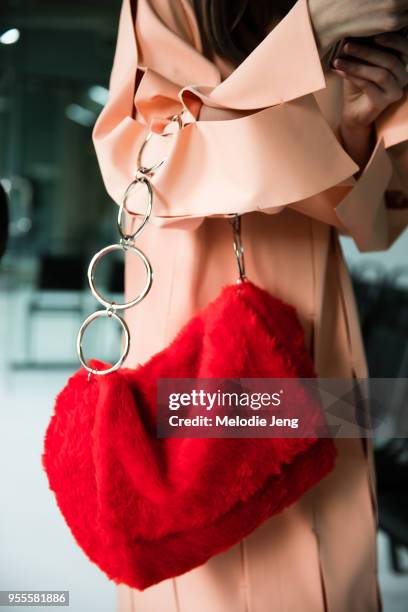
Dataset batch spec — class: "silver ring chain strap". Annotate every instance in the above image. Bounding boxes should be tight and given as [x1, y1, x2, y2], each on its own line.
[77, 111, 246, 377]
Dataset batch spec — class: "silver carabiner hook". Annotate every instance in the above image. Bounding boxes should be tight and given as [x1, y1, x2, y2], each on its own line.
[229, 214, 247, 283]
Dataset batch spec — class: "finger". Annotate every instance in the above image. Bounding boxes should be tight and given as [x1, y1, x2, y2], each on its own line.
[333, 58, 404, 101]
[333, 69, 390, 123]
[333, 69, 383, 98]
[334, 70, 372, 90]
[342, 41, 408, 88]
[374, 33, 408, 61]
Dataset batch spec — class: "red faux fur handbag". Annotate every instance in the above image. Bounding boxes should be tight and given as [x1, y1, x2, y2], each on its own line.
[42, 117, 336, 591]
[42, 279, 336, 590]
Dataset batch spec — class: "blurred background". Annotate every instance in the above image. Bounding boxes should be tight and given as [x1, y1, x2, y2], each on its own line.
[0, 1, 407, 611]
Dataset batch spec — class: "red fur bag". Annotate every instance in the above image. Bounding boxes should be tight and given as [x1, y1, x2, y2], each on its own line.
[42, 280, 336, 590]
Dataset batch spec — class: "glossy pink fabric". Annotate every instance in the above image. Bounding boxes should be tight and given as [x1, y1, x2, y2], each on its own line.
[91, 0, 408, 610]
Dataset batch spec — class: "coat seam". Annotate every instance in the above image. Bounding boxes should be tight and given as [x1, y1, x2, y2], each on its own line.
[239, 538, 251, 612]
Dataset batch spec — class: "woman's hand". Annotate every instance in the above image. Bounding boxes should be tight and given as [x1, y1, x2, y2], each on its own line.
[332, 33, 408, 168]
[308, 0, 408, 54]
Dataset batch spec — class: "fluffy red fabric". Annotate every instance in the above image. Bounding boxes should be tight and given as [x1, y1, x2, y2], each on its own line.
[42, 281, 336, 590]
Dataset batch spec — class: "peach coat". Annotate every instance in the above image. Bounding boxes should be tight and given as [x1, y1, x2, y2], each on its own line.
[92, 0, 408, 610]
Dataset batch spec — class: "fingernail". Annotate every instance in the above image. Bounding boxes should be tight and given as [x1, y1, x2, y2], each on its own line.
[333, 59, 345, 69]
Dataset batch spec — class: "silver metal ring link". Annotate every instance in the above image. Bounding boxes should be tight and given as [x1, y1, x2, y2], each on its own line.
[136, 112, 184, 175]
[87, 243, 153, 311]
[77, 310, 130, 375]
[117, 176, 153, 242]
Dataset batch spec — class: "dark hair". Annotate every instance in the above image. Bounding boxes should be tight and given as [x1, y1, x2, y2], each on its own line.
[192, 1, 295, 67]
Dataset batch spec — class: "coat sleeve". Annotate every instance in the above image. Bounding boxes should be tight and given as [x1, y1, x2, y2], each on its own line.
[329, 94, 408, 252]
[92, 0, 408, 249]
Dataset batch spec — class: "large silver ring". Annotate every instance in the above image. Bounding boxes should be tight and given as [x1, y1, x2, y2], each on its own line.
[118, 176, 153, 242]
[76, 310, 130, 375]
[87, 243, 153, 310]
[136, 113, 184, 175]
